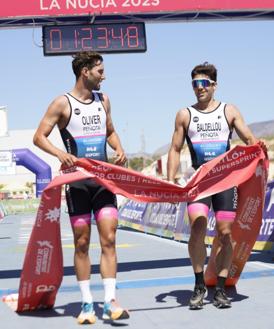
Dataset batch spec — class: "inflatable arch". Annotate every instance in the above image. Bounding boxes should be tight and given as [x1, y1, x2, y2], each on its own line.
[12, 148, 52, 197]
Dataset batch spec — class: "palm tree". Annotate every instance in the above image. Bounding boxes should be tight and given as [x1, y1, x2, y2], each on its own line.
[25, 182, 34, 194]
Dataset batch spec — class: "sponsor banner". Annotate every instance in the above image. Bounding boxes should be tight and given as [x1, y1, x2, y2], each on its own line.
[119, 201, 186, 239]
[1, 1, 274, 20]
[175, 208, 191, 242]
[257, 180, 274, 243]
[143, 202, 183, 238]
[174, 203, 188, 240]
[119, 200, 147, 232]
[119, 200, 147, 225]
[119, 180, 274, 248]
[3, 144, 267, 311]
[205, 211, 216, 238]
[205, 180, 274, 248]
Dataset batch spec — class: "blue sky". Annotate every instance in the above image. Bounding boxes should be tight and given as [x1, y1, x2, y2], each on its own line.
[0, 19, 273, 154]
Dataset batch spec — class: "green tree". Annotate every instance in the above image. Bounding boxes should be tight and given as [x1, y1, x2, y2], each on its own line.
[129, 157, 144, 171]
[25, 182, 34, 194]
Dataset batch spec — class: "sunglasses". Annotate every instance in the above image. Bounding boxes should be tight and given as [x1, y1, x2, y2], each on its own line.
[192, 79, 215, 88]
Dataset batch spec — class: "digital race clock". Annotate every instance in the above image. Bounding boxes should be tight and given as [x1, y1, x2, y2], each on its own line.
[42, 22, 147, 56]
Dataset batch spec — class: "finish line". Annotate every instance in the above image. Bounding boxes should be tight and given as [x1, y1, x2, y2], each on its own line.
[1, 269, 274, 298]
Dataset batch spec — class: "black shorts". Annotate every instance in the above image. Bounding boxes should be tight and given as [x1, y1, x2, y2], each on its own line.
[65, 179, 117, 216]
[188, 187, 238, 212]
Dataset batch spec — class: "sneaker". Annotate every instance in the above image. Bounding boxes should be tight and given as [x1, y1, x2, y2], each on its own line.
[213, 288, 232, 309]
[77, 302, 96, 325]
[189, 285, 208, 310]
[102, 299, 130, 321]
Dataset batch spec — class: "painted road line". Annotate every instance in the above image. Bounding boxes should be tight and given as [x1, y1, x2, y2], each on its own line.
[62, 243, 140, 249]
[247, 261, 274, 270]
[1, 269, 274, 298]
[11, 242, 140, 253]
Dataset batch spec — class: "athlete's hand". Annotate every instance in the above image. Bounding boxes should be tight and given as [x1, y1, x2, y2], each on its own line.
[258, 140, 268, 157]
[113, 149, 127, 166]
[56, 150, 78, 167]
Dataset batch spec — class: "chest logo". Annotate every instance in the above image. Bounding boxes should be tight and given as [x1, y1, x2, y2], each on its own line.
[193, 116, 199, 123]
[74, 108, 81, 115]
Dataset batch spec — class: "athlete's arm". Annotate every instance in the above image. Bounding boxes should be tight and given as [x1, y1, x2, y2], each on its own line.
[102, 94, 127, 166]
[226, 104, 257, 145]
[167, 109, 188, 183]
[226, 104, 268, 155]
[33, 96, 78, 166]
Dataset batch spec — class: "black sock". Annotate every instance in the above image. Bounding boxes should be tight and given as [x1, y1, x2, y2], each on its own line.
[194, 271, 205, 287]
[216, 276, 226, 290]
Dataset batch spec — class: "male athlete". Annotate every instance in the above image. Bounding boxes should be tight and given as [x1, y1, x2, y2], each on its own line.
[167, 62, 266, 309]
[33, 51, 129, 324]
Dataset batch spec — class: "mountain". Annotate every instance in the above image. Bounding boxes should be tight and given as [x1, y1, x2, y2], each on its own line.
[153, 120, 274, 157]
[153, 143, 170, 157]
[233, 120, 274, 139]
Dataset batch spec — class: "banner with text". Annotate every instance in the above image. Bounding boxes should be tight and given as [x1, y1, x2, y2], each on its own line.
[119, 201, 186, 238]
[1, 1, 274, 20]
[119, 179, 274, 250]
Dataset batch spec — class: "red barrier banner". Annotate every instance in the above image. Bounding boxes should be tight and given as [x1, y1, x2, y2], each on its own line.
[204, 158, 268, 285]
[1, 1, 274, 20]
[3, 144, 268, 311]
[17, 185, 63, 312]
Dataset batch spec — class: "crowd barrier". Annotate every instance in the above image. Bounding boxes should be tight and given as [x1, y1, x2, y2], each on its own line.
[119, 179, 274, 251]
[0, 199, 40, 215]
[1, 178, 272, 252]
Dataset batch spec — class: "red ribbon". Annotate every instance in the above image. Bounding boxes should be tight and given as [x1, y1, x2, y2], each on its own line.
[12, 144, 268, 311]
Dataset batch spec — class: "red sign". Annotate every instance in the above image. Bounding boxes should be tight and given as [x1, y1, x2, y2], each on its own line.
[1, 1, 274, 20]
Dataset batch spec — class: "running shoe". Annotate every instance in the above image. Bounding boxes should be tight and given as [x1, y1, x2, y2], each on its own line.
[77, 302, 96, 325]
[189, 285, 208, 310]
[102, 299, 130, 321]
[213, 288, 231, 308]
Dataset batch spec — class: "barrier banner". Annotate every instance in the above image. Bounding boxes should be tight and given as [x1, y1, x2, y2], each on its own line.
[4, 144, 267, 311]
[0, 199, 40, 215]
[143, 202, 182, 237]
[119, 200, 148, 232]
[204, 162, 268, 286]
[120, 180, 274, 249]
[205, 180, 274, 249]
[17, 185, 63, 312]
[119, 201, 186, 239]
[255, 180, 274, 249]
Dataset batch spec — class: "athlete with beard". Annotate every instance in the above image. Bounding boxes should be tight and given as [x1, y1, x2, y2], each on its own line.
[167, 62, 267, 310]
[33, 52, 129, 324]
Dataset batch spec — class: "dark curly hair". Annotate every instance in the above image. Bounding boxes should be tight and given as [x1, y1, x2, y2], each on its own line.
[72, 51, 103, 79]
[191, 62, 217, 82]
